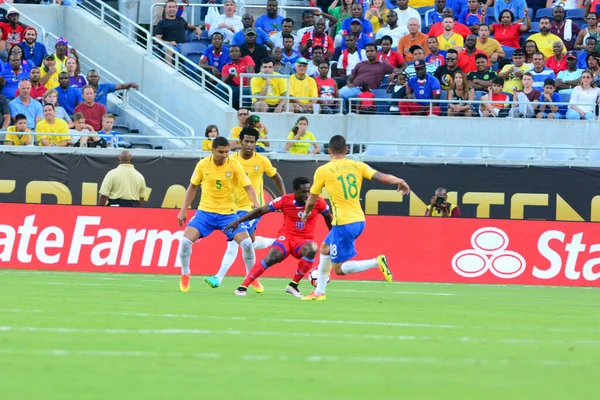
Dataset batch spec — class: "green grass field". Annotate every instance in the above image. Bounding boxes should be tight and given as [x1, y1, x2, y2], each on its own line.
[0, 270, 599, 399]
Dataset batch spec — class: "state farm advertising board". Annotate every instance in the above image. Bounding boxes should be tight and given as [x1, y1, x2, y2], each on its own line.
[1, 204, 599, 287]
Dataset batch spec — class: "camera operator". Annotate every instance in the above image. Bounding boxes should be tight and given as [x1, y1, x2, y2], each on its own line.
[424, 187, 461, 218]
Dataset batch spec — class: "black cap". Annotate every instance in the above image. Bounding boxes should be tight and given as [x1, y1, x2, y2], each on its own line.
[414, 59, 426, 69]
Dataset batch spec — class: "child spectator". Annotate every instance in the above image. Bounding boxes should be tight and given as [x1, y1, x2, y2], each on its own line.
[480, 77, 511, 117]
[537, 78, 565, 119]
[98, 114, 130, 148]
[248, 115, 270, 151]
[203, 124, 219, 151]
[386, 72, 407, 113]
[285, 116, 320, 154]
[314, 61, 339, 114]
[4, 113, 31, 146]
[71, 112, 102, 147]
[356, 81, 376, 114]
[513, 72, 540, 118]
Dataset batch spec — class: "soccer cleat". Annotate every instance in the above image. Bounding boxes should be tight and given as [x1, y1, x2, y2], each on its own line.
[234, 286, 247, 296]
[284, 285, 303, 298]
[179, 274, 190, 292]
[300, 291, 326, 301]
[377, 255, 393, 283]
[250, 279, 264, 293]
[204, 276, 220, 288]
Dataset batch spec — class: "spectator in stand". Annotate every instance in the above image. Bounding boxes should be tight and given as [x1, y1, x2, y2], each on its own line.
[240, 28, 270, 71]
[457, 34, 487, 73]
[271, 18, 297, 52]
[537, 78, 565, 119]
[43, 88, 74, 128]
[342, 3, 374, 38]
[209, 0, 243, 45]
[426, 0, 447, 31]
[498, 49, 531, 93]
[290, 57, 319, 113]
[301, 17, 335, 60]
[446, 0, 468, 18]
[337, 35, 368, 86]
[529, 17, 566, 58]
[272, 47, 294, 75]
[53, 37, 71, 72]
[286, 116, 320, 154]
[574, 14, 598, 52]
[376, 11, 408, 48]
[438, 16, 465, 51]
[467, 53, 497, 91]
[329, 0, 354, 36]
[567, 70, 600, 119]
[19, 27, 46, 68]
[586, 52, 600, 86]
[459, 0, 487, 34]
[56, 72, 83, 116]
[256, 0, 285, 37]
[154, 0, 202, 64]
[0, 92, 10, 129]
[546, 41, 568, 75]
[356, 81, 377, 114]
[493, 0, 527, 23]
[342, 19, 374, 51]
[74, 85, 107, 132]
[339, 43, 401, 112]
[522, 40, 539, 65]
[530, 51, 556, 90]
[39, 54, 60, 90]
[229, 108, 250, 148]
[199, 32, 231, 79]
[86, 70, 139, 108]
[425, 36, 446, 68]
[405, 45, 437, 78]
[578, 37, 598, 69]
[556, 52, 583, 94]
[0, 8, 26, 47]
[37, 103, 71, 147]
[5, 114, 31, 146]
[71, 112, 101, 148]
[315, 61, 339, 114]
[476, 24, 505, 63]
[251, 58, 288, 112]
[428, 8, 472, 39]
[402, 60, 442, 116]
[221, 45, 255, 107]
[1, 54, 30, 100]
[425, 188, 461, 217]
[447, 70, 474, 116]
[202, 124, 219, 151]
[17, 67, 45, 102]
[307, 46, 326, 78]
[513, 72, 541, 118]
[99, 114, 130, 148]
[435, 49, 462, 90]
[247, 114, 270, 150]
[386, 71, 408, 113]
[9, 46, 33, 74]
[0, 31, 7, 64]
[366, 0, 390, 33]
[281, 34, 301, 68]
[9, 80, 42, 129]
[550, 5, 580, 51]
[378, 35, 407, 69]
[399, 18, 429, 62]
[547, 0, 582, 9]
[297, 10, 316, 37]
[231, 13, 273, 49]
[65, 55, 86, 89]
[393, 0, 421, 32]
[490, 9, 531, 49]
[479, 77, 512, 117]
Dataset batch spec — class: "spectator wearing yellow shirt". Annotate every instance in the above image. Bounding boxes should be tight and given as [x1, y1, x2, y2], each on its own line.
[528, 17, 566, 58]
[36, 103, 71, 147]
[4, 114, 32, 146]
[365, 0, 390, 33]
[202, 124, 219, 151]
[39, 54, 65, 90]
[286, 117, 320, 154]
[476, 24, 505, 64]
[251, 58, 288, 112]
[247, 115, 270, 151]
[437, 16, 464, 51]
[498, 49, 532, 93]
[289, 57, 319, 113]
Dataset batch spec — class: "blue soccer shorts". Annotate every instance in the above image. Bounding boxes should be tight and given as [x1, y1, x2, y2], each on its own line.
[236, 210, 262, 236]
[188, 210, 247, 241]
[323, 221, 365, 263]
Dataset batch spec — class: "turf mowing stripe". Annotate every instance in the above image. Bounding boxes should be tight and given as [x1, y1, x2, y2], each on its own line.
[333, 289, 455, 296]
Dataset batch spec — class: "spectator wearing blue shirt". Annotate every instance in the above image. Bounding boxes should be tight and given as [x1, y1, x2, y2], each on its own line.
[537, 78, 566, 119]
[401, 60, 442, 116]
[255, 0, 285, 37]
[341, 20, 373, 50]
[426, 0, 447, 29]
[86, 70, 139, 107]
[56, 72, 83, 115]
[98, 113, 131, 148]
[1, 55, 30, 100]
[458, 0, 488, 34]
[231, 13, 274, 49]
[556, 53, 583, 94]
[18, 27, 46, 67]
[530, 51, 556, 91]
[446, 0, 468, 20]
[199, 32, 232, 78]
[494, 0, 527, 23]
[341, 5, 374, 39]
[577, 37, 597, 69]
[281, 34, 301, 67]
[9, 80, 43, 130]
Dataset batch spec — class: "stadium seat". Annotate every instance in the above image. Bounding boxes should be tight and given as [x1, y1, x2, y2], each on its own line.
[416, 6, 433, 16]
[566, 9, 585, 19]
[456, 146, 491, 159]
[371, 89, 392, 115]
[180, 41, 207, 57]
[585, 148, 600, 161]
[487, 8, 495, 20]
[363, 144, 399, 156]
[419, 144, 446, 157]
[546, 145, 578, 161]
[529, 22, 540, 33]
[559, 92, 571, 104]
[130, 143, 154, 149]
[503, 46, 515, 59]
[112, 125, 130, 135]
[185, 52, 202, 65]
[499, 145, 540, 160]
[534, 8, 553, 22]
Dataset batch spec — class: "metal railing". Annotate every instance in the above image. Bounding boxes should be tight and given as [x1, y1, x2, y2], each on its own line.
[148, 3, 225, 39]
[6, 5, 47, 44]
[239, 5, 320, 18]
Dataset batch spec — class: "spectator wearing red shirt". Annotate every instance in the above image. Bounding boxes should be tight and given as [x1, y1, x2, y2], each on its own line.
[489, 8, 531, 49]
[222, 45, 256, 108]
[314, 60, 339, 114]
[377, 35, 407, 69]
[0, 8, 26, 47]
[457, 34, 488, 73]
[546, 41, 568, 75]
[428, 8, 472, 39]
[356, 82, 376, 114]
[300, 17, 334, 60]
[74, 85, 107, 132]
[15, 67, 46, 101]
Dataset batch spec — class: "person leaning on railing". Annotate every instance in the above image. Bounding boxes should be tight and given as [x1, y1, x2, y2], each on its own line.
[566, 69, 600, 119]
[285, 116, 320, 154]
[250, 58, 288, 113]
[424, 187, 461, 218]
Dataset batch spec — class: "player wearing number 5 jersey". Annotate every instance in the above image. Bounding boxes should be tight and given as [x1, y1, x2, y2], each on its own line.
[176, 136, 260, 293]
[300, 135, 411, 301]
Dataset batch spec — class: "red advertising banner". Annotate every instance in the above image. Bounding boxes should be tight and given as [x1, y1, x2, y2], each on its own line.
[1, 204, 599, 287]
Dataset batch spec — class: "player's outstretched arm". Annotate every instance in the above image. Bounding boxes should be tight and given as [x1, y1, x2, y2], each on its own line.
[244, 184, 260, 208]
[177, 183, 199, 227]
[271, 172, 287, 195]
[301, 193, 319, 223]
[224, 204, 271, 233]
[372, 172, 410, 195]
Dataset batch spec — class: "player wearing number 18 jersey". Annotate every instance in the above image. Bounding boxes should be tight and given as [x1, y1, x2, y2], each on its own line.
[300, 135, 411, 301]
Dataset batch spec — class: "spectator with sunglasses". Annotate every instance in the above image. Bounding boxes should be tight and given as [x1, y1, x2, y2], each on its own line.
[229, 108, 251, 149]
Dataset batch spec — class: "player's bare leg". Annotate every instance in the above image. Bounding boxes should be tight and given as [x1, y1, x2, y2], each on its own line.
[178, 227, 200, 292]
[235, 248, 284, 296]
[232, 231, 257, 296]
[301, 243, 332, 300]
[285, 241, 318, 298]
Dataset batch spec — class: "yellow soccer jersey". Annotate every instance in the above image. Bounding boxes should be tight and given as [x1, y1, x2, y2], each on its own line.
[190, 156, 251, 214]
[231, 152, 277, 211]
[311, 158, 376, 226]
[5, 126, 32, 146]
[437, 33, 464, 51]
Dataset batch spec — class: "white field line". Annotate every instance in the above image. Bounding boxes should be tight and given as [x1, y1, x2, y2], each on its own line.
[0, 348, 581, 367]
[1, 325, 599, 346]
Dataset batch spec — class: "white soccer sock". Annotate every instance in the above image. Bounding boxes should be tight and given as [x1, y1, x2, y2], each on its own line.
[178, 237, 194, 275]
[341, 259, 378, 274]
[315, 255, 332, 295]
[253, 236, 275, 250]
[215, 240, 239, 284]
[239, 237, 256, 273]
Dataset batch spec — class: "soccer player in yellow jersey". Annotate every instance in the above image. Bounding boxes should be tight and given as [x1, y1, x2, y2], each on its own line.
[177, 136, 261, 292]
[205, 127, 286, 291]
[300, 135, 410, 301]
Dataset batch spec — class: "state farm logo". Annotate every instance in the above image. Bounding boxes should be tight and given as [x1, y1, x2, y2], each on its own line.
[452, 227, 526, 279]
